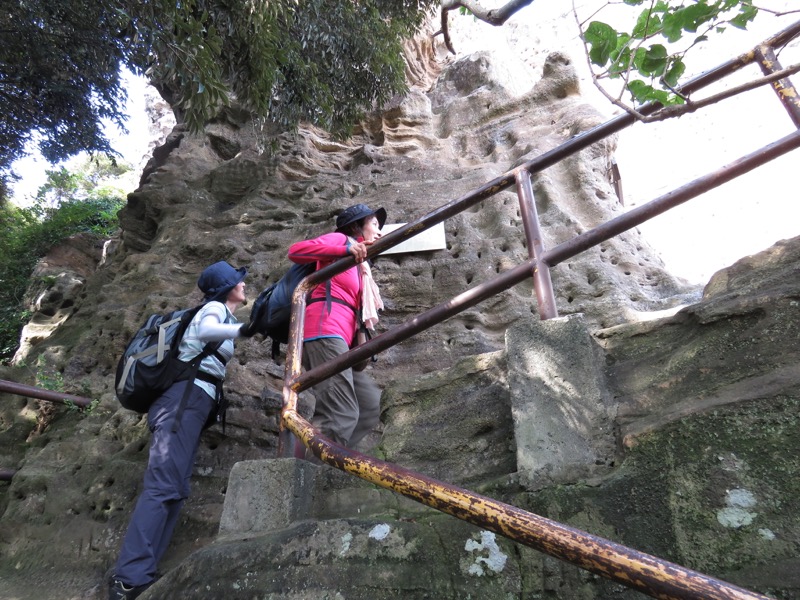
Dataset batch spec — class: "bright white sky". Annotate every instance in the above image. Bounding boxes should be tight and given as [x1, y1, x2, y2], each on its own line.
[451, 0, 800, 284]
[611, 6, 800, 284]
[9, 4, 800, 285]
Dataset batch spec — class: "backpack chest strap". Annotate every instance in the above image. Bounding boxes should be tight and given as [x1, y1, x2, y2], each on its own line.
[308, 295, 357, 315]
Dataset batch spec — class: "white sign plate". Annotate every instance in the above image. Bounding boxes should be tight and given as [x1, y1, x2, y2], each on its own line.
[380, 222, 447, 255]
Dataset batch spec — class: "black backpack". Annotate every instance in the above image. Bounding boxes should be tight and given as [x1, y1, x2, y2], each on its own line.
[115, 305, 223, 423]
[249, 262, 316, 359]
[251, 238, 364, 359]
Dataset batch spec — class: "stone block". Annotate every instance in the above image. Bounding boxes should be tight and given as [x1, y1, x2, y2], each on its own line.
[507, 314, 616, 490]
[218, 458, 318, 536]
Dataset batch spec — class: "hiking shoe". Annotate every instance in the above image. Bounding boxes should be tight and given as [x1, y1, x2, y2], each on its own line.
[108, 578, 150, 600]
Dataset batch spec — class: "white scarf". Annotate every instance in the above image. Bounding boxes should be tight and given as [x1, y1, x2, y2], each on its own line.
[360, 261, 383, 330]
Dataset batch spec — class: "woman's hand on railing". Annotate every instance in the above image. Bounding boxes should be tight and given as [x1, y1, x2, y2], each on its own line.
[349, 241, 371, 263]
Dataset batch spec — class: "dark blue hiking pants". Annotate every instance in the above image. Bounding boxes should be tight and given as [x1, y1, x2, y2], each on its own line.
[113, 380, 213, 587]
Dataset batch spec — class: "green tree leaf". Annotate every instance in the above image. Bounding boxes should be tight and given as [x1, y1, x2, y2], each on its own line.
[632, 8, 663, 39]
[585, 21, 621, 67]
[639, 44, 669, 77]
[663, 57, 686, 87]
[731, 4, 758, 29]
[582, 0, 763, 113]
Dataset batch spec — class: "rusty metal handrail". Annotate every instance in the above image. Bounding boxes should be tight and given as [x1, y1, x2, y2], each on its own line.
[755, 45, 800, 127]
[0, 379, 94, 482]
[287, 129, 800, 393]
[285, 17, 800, 328]
[275, 21, 800, 600]
[516, 169, 558, 319]
[0, 378, 93, 408]
[289, 424, 770, 600]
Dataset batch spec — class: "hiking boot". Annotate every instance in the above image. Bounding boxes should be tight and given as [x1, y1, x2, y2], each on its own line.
[108, 577, 151, 600]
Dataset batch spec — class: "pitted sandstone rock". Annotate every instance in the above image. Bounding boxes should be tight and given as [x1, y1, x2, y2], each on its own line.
[4, 27, 796, 599]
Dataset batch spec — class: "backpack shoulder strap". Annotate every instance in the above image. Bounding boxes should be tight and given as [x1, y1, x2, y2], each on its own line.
[171, 303, 232, 432]
[315, 235, 354, 315]
[171, 340, 223, 433]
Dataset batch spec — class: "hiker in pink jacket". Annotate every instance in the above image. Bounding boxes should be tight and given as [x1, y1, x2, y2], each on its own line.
[288, 204, 386, 450]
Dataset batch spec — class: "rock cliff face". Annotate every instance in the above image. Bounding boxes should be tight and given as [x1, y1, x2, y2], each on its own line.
[1, 28, 798, 600]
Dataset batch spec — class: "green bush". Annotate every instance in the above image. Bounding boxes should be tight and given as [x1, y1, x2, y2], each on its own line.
[0, 195, 124, 362]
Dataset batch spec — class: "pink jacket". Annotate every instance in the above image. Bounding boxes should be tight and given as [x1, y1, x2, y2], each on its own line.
[288, 232, 360, 346]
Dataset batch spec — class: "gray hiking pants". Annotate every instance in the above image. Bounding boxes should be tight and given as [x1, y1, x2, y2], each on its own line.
[302, 336, 381, 448]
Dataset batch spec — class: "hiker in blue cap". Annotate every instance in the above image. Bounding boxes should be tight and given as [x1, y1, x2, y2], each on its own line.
[109, 261, 257, 599]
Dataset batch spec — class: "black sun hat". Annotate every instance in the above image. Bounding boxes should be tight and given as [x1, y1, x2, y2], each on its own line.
[335, 203, 387, 233]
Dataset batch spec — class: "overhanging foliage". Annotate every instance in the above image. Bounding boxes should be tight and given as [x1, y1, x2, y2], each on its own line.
[0, 0, 439, 198]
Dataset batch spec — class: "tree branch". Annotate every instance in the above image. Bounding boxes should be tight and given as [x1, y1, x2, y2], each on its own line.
[571, 1, 800, 124]
[584, 55, 800, 125]
[437, 0, 536, 54]
[438, 8, 455, 55]
[572, 2, 648, 118]
[641, 62, 800, 122]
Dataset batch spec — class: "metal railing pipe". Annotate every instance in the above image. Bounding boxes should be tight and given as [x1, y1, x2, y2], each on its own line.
[515, 169, 558, 319]
[671, 19, 800, 96]
[755, 45, 800, 127]
[0, 378, 93, 408]
[290, 258, 538, 393]
[278, 285, 310, 452]
[544, 129, 800, 268]
[280, 411, 769, 600]
[290, 129, 800, 393]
